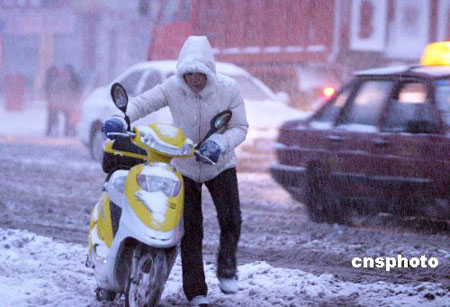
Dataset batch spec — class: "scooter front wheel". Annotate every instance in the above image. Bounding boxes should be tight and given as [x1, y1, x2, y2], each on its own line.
[125, 248, 169, 307]
[95, 287, 116, 301]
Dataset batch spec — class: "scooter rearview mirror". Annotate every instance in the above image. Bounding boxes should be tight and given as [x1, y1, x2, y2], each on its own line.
[211, 110, 232, 131]
[196, 110, 232, 150]
[111, 83, 128, 114]
[110, 82, 131, 131]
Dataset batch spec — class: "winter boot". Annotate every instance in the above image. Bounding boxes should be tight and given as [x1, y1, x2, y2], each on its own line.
[189, 295, 209, 306]
[218, 276, 238, 294]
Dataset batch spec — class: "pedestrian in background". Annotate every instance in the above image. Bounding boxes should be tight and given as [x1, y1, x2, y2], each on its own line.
[63, 64, 82, 137]
[43, 65, 61, 136]
[43, 64, 81, 137]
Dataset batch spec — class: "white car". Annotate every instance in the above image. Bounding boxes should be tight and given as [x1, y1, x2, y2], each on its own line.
[77, 60, 308, 171]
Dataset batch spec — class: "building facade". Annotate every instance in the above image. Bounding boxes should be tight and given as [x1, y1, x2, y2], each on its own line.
[0, 0, 154, 101]
[148, 0, 450, 99]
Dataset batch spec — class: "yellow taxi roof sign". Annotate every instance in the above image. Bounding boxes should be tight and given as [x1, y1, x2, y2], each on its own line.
[421, 41, 450, 66]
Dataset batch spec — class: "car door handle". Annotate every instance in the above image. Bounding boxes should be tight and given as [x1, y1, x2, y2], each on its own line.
[327, 135, 345, 142]
[373, 138, 390, 146]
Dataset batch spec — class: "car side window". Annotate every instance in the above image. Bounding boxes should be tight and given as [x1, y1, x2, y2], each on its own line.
[339, 80, 393, 127]
[435, 79, 450, 125]
[141, 70, 163, 93]
[383, 81, 438, 132]
[119, 71, 143, 97]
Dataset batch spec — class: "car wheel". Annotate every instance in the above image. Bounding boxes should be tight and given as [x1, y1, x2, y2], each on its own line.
[305, 162, 348, 224]
[388, 193, 421, 217]
[90, 126, 106, 162]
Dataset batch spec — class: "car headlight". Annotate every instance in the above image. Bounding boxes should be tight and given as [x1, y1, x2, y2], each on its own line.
[136, 174, 181, 197]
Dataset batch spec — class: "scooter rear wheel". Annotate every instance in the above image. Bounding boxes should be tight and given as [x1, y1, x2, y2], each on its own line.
[125, 248, 169, 307]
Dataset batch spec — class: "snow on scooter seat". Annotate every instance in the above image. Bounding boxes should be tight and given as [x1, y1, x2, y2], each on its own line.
[0, 227, 448, 306]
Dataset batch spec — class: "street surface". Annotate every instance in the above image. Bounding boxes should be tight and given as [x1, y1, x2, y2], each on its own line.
[0, 137, 448, 297]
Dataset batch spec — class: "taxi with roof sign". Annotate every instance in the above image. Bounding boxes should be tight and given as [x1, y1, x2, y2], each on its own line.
[270, 42, 450, 226]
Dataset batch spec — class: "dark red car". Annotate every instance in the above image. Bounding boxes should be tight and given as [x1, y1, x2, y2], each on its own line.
[270, 64, 450, 224]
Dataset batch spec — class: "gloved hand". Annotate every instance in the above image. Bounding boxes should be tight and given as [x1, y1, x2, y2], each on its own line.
[103, 117, 126, 140]
[197, 140, 221, 165]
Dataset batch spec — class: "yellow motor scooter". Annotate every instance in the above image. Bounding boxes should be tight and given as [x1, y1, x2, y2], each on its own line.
[86, 83, 232, 306]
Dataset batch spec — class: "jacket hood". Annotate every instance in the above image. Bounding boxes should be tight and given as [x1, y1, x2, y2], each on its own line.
[176, 36, 217, 96]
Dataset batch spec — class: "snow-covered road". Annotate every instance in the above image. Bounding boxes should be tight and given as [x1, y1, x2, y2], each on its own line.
[1, 227, 448, 307]
[0, 106, 449, 306]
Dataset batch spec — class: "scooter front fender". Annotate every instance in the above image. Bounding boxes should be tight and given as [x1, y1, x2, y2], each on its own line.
[119, 199, 184, 248]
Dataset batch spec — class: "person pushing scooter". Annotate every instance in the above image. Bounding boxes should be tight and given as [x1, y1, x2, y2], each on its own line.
[103, 36, 248, 306]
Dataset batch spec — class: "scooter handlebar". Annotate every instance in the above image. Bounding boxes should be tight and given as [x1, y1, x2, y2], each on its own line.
[194, 150, 216, 165]
[107, 129, 215, 166]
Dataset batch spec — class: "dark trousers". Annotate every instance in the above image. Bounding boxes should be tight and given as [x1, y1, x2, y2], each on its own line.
[181, 167, 242, 301]
[46, 108, 73, 137]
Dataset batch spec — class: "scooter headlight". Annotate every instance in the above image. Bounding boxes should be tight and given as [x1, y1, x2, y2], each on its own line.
[140, 131, 157, 148]
[140, 130, 193, 156]
[136, 174, 181, 197]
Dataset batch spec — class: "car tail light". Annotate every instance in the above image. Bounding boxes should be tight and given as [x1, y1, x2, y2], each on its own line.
[322, 87, 336, 98]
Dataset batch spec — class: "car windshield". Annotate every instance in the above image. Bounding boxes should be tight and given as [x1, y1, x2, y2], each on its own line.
[230, 75, 272, 101]
[119, 70, 143, 97]
[313, 86, 352, 124]
[141, 70, 163, 93]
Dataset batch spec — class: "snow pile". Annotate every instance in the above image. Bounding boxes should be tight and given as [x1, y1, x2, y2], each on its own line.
[0, 227, 448, 306]
[164, 261, 449, 306]
[0, 228, 95, 306]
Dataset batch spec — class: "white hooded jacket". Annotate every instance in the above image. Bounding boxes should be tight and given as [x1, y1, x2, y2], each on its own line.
[126, 36, 248, 183]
